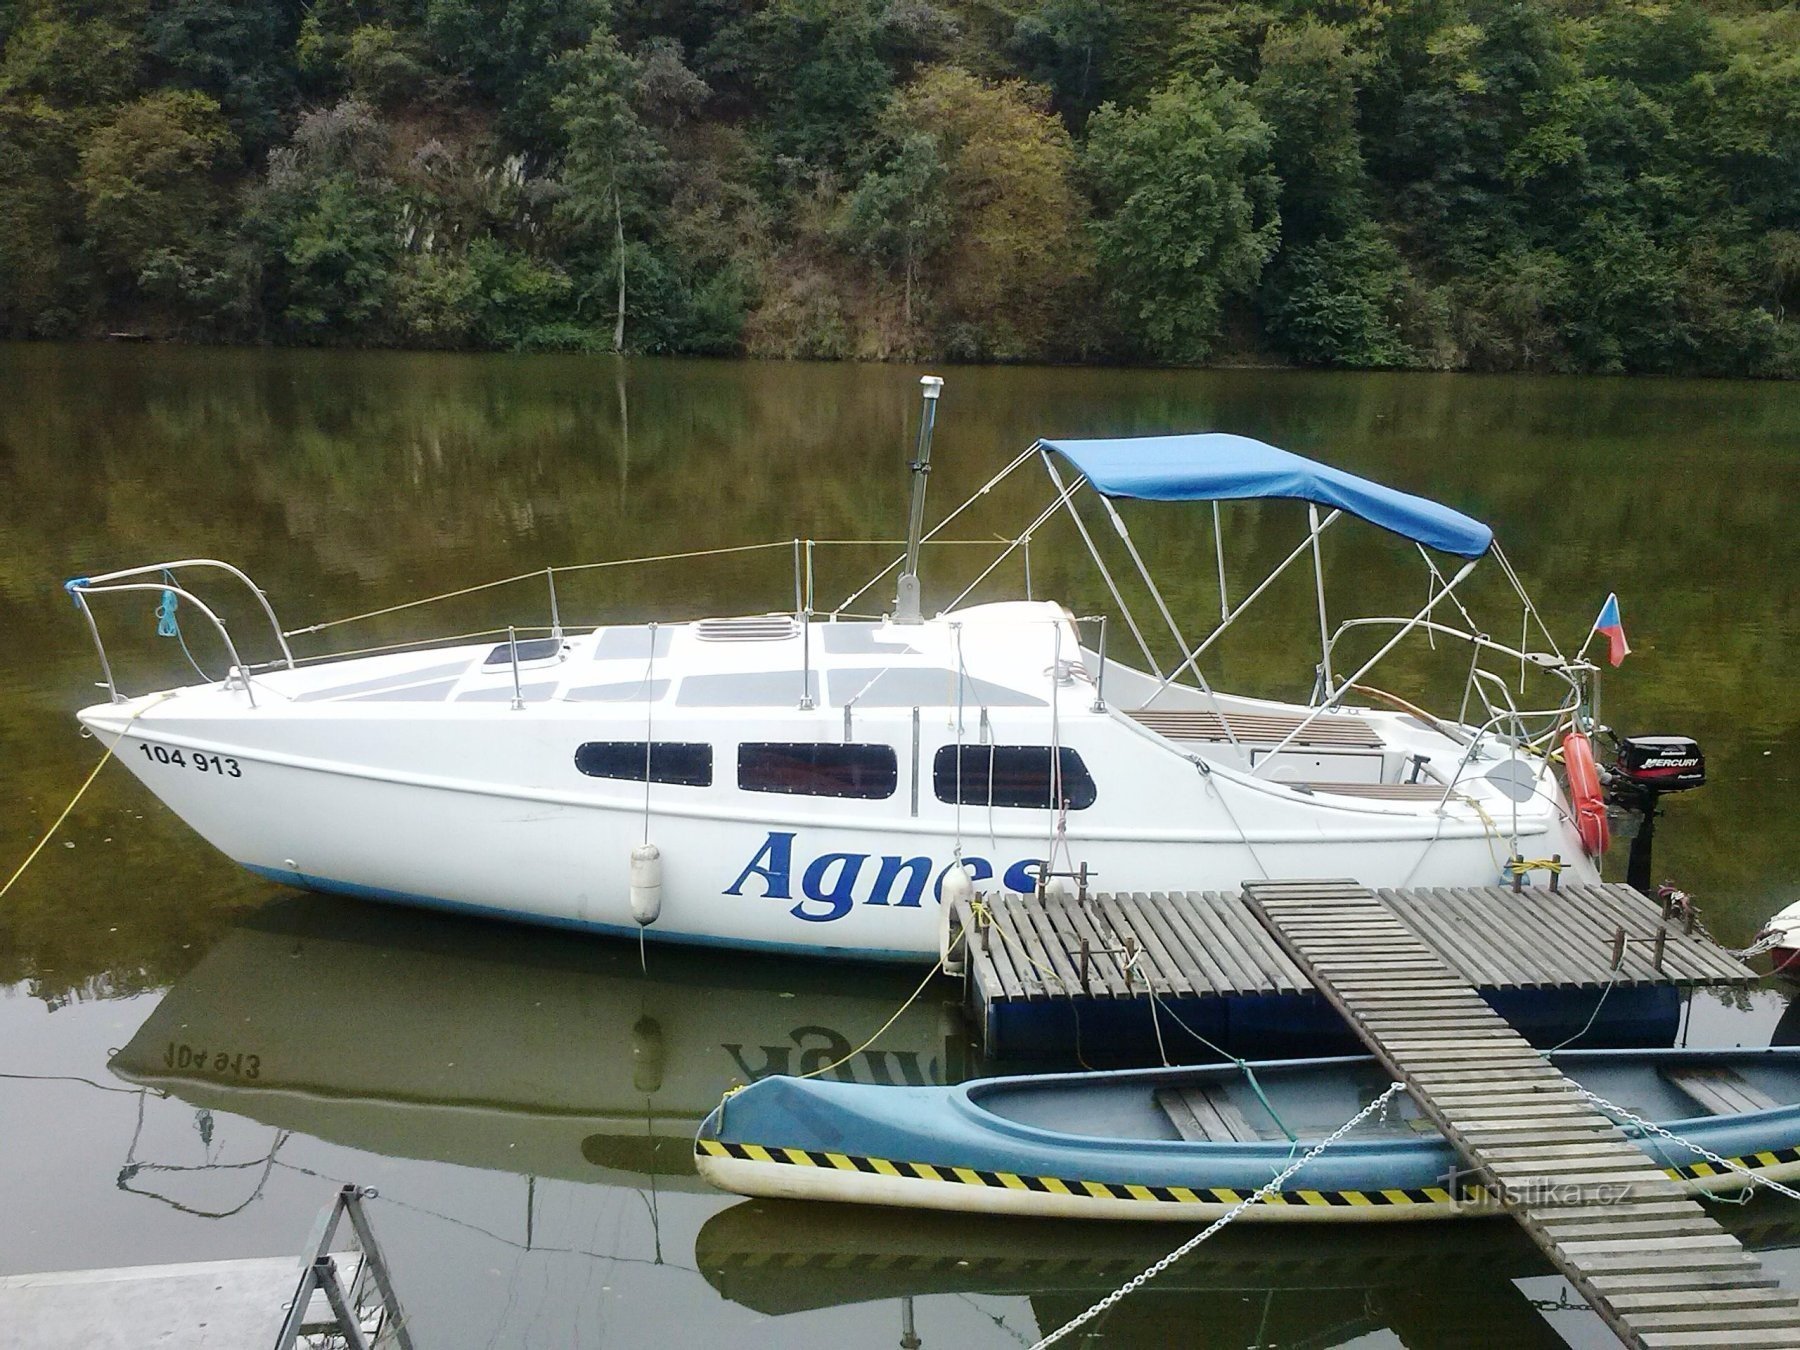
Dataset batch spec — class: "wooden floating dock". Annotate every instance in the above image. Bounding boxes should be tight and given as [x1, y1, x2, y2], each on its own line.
[1244, 878, 1800, 1350]
[0, 1254, 371, 1349]
[950, 882, 1757, 1058]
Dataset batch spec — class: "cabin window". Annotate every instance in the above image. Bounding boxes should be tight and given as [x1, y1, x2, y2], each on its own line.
[933, 745, 1097, 811]
[738, 743, 898, 799]
[575, 741, 712, 787]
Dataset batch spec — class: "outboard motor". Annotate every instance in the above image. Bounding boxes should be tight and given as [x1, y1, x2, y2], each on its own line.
[1604, 734, 1705, 892]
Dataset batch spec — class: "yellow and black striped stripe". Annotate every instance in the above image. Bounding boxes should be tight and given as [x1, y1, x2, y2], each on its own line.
[696, 1139, 1455, 1207]
[696, 1139, 1800, 1208]
[1664, 1143, 1800, 1182]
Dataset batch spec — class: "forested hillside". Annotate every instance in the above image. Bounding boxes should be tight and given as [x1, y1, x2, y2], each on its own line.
[1, 0, 1795, 373]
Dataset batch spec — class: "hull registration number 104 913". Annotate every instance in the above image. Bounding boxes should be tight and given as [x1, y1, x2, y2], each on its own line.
[138, 742, 242, 777]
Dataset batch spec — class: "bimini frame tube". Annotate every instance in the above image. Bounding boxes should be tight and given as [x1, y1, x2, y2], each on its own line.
[1145, 510, 1344, 704]
[1249, 556, 1481, 773]
[1040, 449, 1162, 676]
[894, 375, 945, 623]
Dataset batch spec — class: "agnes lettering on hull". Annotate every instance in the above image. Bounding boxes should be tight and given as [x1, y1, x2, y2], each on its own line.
[723, 831, 1045, 923]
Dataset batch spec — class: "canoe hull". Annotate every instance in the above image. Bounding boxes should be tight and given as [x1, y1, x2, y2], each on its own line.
[695, 1049, 1800, 1222]
[695, 1138, 1800, 1223]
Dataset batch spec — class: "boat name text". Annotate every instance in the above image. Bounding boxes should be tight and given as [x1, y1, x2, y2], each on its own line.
[725, 830, 1046, 923]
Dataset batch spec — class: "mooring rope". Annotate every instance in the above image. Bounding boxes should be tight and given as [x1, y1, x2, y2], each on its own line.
[792, 932, 962, 1084]
[0, 693, 172, 901]
[1027, 1081, 1409, 1349]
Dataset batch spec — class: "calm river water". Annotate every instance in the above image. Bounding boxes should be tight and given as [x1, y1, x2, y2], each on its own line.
[1, 344, 1797, 1347]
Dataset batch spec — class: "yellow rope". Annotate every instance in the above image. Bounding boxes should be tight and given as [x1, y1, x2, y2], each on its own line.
[1464, 796, 1510, 875]
[1506, 856, 1567, 875]
[968, 895, 1098, 997]
[1, 694, 171, 901]
[794, 929, 965, 1083]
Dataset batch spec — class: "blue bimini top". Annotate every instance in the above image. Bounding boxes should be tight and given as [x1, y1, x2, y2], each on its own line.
[1041, 434, 1493, 558]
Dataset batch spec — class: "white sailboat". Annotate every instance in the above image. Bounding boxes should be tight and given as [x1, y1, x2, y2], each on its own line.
[67, 377, 1643, 962]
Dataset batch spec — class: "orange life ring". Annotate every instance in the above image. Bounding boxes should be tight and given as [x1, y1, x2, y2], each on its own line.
[1562, 731, 1611, 856]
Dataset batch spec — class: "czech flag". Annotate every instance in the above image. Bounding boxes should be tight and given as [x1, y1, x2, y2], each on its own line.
[1593, 593, 1630, 667]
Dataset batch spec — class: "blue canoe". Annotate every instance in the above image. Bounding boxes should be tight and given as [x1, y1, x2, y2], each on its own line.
[695, 1048, 1800, 1222]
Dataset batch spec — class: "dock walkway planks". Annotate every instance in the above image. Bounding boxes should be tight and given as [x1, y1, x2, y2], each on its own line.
[1243, 878, 1800, 1350]
[953, 882, 1754, 1008]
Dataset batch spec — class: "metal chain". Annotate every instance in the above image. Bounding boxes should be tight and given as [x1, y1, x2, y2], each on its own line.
[1028, 1081, 1408, 1350]
[1574, 1085, 1800, 1202]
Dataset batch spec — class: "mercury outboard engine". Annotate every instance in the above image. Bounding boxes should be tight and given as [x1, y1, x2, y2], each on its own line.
[1603, 734, 1705, 892]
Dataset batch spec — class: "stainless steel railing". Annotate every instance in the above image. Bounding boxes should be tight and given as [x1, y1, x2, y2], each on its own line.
[64, 559, 296, 708]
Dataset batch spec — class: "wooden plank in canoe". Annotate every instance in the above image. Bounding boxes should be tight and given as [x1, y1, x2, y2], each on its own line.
[1154, 1083, 1256, 1143]
[1661, 1064, 1781, 1117]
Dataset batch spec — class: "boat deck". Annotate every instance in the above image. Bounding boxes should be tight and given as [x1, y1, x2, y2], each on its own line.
[949, 883, 1755, 1058]
[1243, 878, 1800, 1350]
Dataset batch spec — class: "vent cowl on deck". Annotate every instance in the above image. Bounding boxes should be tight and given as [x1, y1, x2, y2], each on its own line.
[695, 616, 800, 643]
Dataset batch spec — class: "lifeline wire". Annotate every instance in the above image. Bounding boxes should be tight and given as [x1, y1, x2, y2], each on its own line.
[1028, 1081, 1408, 1350]
[287, 537, 1005, 639]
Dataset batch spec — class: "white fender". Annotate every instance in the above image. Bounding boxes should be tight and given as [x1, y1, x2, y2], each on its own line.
[630, 843, 663, 926]
[938, 862, 974, 976]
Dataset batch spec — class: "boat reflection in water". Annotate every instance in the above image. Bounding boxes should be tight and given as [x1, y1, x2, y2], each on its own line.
[698, 1198, 1800, 1349]
[109, 897, 967, 1189]
[103, 898, 1800, 1348]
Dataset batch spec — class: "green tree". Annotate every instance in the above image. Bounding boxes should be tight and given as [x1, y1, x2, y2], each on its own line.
[840, 129, 947, 332]
[0, 97, 82, 332]
[0, 1, 144, 115]
[885, 66, 1088, 359]
[1008, 0, 1115, 124]
[252, 99, 403, 338]
[1084, 71, 1279, 362]
[1253, 20, 1365, 244]
[735, 0, 950, 173]
[553, 21, 666, 350]
[78, 90, 238, 292]
[1262, 219, 1413, 367]
[427, 0, 606, 142]
[143, 0, 298, 153]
